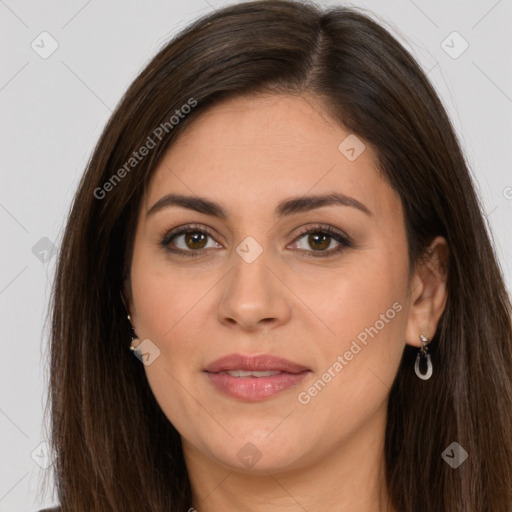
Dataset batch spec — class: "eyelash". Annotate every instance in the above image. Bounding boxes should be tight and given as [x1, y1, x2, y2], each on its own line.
[159, 223, 353, 258]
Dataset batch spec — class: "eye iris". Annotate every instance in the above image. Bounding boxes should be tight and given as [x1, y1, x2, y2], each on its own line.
[185, 231, 207, 249]
[308, 233, 330, 250]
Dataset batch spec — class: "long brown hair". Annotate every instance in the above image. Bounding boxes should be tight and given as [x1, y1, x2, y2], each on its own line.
[43, 1, 512, 510]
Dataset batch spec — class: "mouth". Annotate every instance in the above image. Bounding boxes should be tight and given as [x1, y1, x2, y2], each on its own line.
[204, 353, 311, 401]
[217, 369, 284, 377]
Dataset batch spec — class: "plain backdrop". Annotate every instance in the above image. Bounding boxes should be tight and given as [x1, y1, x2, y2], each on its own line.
[0, 0, 511, 510]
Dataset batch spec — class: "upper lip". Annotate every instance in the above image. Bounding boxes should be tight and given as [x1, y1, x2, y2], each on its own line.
[204, 353, 310, 374]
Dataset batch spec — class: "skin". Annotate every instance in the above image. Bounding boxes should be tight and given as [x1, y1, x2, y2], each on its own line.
[124, 93, 448, 512]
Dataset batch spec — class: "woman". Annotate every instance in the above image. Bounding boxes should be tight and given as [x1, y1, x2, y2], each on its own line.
[40, 1, 512, 511]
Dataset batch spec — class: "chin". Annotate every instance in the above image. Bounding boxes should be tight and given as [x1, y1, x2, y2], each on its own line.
[199, 427, 312, 474]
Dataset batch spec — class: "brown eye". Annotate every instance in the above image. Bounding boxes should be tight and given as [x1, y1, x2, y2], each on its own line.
[290, 225, 352, 257]
[161, 225, 222, 256]
[307, 232, 331, 251]
[182, 231, 208, 250]
[170, 230, 218, 252]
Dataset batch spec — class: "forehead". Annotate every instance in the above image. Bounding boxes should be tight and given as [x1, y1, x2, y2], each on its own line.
[143, 93, 399, 221]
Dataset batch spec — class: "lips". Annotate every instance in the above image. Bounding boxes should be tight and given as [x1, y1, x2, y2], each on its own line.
[204, 354, 310, 374]
[204, 354, 311, 401]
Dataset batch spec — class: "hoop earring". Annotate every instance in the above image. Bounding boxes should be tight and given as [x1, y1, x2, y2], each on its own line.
[414, 333, 433, 380]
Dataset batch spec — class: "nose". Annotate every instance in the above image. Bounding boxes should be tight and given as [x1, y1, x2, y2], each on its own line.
[216, 250, 292, 332]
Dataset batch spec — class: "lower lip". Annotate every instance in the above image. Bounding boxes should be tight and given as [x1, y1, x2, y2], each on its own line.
[205, 371, 310, 401]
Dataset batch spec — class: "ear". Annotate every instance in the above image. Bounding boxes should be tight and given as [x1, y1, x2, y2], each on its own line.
[405, 236, 449, 347]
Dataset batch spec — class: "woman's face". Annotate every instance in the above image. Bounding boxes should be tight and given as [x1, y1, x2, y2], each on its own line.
[126, 93, 426, 474]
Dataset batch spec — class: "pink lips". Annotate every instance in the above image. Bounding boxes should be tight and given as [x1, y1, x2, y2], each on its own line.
[204, 354, 311, 402]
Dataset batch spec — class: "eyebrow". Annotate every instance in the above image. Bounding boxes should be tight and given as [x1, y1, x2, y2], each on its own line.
[146, 192, 372, 219]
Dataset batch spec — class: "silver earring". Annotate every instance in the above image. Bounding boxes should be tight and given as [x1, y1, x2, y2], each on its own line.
[414, 334, 433, 380]
[127, 314, 139, 352]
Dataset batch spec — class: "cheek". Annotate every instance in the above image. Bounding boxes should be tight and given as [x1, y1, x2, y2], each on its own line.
[130, 252, 218, 379]
[293, 247, 407, 347]
[294, 248, 408, 409]
[130, 245, 203, 339]
[129, 261, 212, 431]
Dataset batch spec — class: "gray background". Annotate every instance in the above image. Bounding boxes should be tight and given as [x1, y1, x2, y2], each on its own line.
[0, 0, 511, 510]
